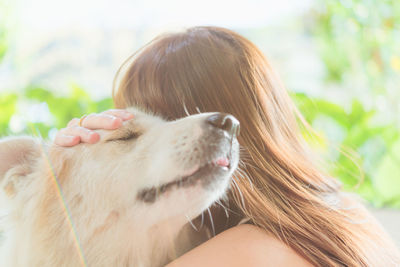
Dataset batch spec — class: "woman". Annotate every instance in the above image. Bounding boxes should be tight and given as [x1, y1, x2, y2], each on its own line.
[55, 26, 400, 266]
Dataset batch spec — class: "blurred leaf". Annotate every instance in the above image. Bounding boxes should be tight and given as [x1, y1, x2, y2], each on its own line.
[25, 86, 113, 129]
[0, 93, 17, 136]
[374, 141, 400, 202]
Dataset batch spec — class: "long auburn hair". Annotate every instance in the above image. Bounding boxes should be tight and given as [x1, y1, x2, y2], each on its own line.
[112, 26, 400, 266]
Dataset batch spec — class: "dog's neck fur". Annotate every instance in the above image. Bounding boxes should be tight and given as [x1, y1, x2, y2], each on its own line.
[1, 154, 206, 267]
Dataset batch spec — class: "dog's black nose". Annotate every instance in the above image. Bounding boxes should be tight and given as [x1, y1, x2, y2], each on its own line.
[206, 113, 240, 137]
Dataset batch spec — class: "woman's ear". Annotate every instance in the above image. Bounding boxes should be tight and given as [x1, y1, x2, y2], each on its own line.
[0, 136, 41, 180]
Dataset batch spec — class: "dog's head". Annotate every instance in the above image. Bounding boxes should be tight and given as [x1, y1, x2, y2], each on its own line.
[0, 108, 240, 235]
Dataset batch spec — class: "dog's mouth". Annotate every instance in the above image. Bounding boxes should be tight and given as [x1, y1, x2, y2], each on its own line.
[137, 156, 232, 204]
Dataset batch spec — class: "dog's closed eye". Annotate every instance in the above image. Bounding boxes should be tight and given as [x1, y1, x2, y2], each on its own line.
[107, 131, 141, 142]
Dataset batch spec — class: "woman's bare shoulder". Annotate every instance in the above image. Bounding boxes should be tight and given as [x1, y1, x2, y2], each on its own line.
[166, 224, 314, 267]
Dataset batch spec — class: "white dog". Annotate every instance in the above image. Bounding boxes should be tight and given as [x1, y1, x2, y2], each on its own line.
[0, 108, 240, 267]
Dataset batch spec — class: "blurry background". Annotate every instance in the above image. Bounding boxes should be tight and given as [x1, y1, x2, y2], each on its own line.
[0, 0, 399, 243]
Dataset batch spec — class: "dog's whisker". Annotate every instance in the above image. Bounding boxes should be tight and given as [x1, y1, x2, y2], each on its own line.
[200, 212, 204, 229]
[195, 107, 201, 114]
[240, 160, 261, 172]
[231, 177, 246, 210]
[216, 200, 229, 219]
[207, 207, 216, 237]
[183, 102, 191, 116]
[185, 214, 199, 232]
[235, 167, 254, 191]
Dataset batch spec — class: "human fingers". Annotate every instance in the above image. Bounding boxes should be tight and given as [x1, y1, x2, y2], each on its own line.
[55, 110, 134, 147]
[77, 113, 122, 130]
[69, 110, 134, 130]
[54, 134, 81, 147]
[54, 119, 86, 147]
[56, 126, 100, 144]
[101, 109, 134, 121]
[84, 109, 135, 129]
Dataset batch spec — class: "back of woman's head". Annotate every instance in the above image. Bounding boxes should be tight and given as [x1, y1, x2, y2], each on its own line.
[113, 26, 400, 266]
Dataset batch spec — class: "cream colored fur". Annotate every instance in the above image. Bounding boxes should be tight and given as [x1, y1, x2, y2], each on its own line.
[0, 108, 239, 267]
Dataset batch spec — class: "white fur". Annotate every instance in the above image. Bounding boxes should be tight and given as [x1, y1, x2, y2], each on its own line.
[0, 108, 239, 267]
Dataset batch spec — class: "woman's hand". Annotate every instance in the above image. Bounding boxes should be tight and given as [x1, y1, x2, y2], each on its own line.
[54, 109, 134, 147]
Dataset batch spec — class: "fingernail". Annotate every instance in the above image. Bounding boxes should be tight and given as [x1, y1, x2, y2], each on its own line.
[88, 132, 100, 143]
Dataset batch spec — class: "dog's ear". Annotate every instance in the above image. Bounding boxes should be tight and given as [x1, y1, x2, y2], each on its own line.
[0, 136, 41, 181]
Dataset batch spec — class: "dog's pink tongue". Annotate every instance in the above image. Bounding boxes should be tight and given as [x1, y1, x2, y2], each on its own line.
[216, 158, 230, 167]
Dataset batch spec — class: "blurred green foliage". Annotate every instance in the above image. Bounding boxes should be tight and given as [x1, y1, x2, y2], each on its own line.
[294, 93, 400, 207]
[0, 1, 9, 61]
[0, 93, 17, 133]
[302, 0, 400, 207]
[0, 87, 113, 138]
[311, 0, 400, 90]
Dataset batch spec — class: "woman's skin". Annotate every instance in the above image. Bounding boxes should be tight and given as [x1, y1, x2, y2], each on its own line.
[55, 110, 314, 266]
